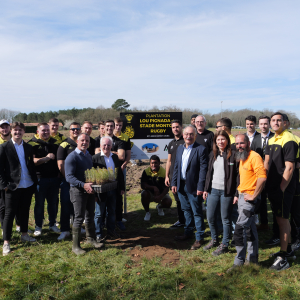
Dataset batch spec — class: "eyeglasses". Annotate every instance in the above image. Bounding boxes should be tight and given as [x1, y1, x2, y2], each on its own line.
[216, 125, 223, 129]
[70, 128, 81, 131]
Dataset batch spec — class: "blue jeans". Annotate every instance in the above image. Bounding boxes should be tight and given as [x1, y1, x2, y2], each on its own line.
[177, 183, 205, 240]
[34, 177, 60, 228]
[94, 190, 117, 236]
[206, 188, 233, 246]
[60, 178, 74, 232]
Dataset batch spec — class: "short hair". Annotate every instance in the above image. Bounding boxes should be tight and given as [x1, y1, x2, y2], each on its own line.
[100, 136, 113, 145]
[37, 122, 49, 128]
[150, 155, 160, 163]
[98, 121, 105, 127]
[77, 133, 90, 140]
[282, 114, 289, 122]
[183, 125, 197, 135]
[114, 117, 123, 123]
[258, 115, 271, 123]
[11, 122, 25, 130]
[195, 115, 207, 122]
[217, 117, 232, 129]
[105, 119, 115, 127]
[82, 121, 93, 127]
[236, 134, 249, 144]
[245, 115, 257, 124]
[48, 118, 59, 123]
[171, 119, 182, 126]
[70, 122, 80, 128]
[191, 114, 198, 119]
[270, 112, 284, 120]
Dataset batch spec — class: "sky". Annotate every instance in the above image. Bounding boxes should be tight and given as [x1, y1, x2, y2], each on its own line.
[0, 0, 300, 117]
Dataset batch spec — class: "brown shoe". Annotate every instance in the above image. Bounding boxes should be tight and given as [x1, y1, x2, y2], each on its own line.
[256, 224, 269, 231]
[174, 234, 194, 241]
[191, 240, 205, 250]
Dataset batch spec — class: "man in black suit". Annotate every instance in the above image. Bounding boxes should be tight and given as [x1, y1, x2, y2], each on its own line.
[245, 115, 260, 146]
[171, 125, 208, 250]
[92, 136, 125, 241]
[251, 115, 275, 234]
[0, 122, 38, 256]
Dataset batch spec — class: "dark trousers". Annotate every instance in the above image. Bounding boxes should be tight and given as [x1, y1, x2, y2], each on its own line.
[174, 192, 185, 224]
[259, 188, 268, 225]
[3, 185, 35, 241]
[0, 189, 5, 228]
[116, 193, 123, 222]
[70, 187, 95, 228]
[291, 195, 300, 240]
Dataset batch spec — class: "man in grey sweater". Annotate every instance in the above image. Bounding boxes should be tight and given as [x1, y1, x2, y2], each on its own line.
[65, 133, 103, 255]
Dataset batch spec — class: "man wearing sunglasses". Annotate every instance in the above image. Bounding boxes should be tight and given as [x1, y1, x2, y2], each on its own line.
[56, 122, 83, 240]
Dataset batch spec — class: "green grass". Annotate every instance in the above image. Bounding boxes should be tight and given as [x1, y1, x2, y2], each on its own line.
[1, 194, 300, 299]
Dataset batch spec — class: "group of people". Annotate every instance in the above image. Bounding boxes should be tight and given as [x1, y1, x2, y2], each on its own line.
[0, 112, 299, 272]
[140, 113, 300, 271]
[0, 117, 130, 256]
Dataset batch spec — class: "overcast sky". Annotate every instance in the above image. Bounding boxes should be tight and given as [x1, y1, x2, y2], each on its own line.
[1, 0, 300, 116]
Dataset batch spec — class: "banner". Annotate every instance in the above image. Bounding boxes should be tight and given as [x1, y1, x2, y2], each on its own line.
[120, 112, 182, 159]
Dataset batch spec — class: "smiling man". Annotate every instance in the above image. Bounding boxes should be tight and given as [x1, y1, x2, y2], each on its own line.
[264, 112, 299, 271]
[195, 115, 214, 154]
[48, 118, 66, 144]
[28, 123, 61, 237]
[245, 115, 259, 145]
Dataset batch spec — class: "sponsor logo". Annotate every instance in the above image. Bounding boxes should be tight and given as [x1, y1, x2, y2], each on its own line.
[124, 126, 135, 138]
[124, 114, 134, 123]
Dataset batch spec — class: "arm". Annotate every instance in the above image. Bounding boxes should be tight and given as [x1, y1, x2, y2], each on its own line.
[34, 153, 55, 165]
[121, 149, 131, 170]
[141, 182, 160, 196]
[113, 149, 125, 161]
[244, 177, 266, 201]
[154, 186, 169, 202]
[57, 160, 65, 177]
[171, 154, 179, 193]
[65, 155, 84, 188]
[0, 145, 8, 189]
[280, 161, 295, 192]
[197, 147, 208, 194]
[264, 154, 269, 172]
[165, 154, 172, 187]
[95, 147, 101, 154]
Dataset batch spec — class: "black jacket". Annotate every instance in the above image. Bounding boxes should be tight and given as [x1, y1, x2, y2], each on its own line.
[0, 140, 38, 191]
[204, 149, 239, 197]
[92, 153, 125, 201]
[251, 132, 275, 158]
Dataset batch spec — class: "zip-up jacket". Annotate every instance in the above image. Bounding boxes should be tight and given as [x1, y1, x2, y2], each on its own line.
[204, 149, 239, 197]
[28, 134, 60, 178]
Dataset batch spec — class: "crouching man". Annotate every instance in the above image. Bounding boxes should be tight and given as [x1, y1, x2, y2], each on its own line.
[229, 134, 266, 270]
[141, 155, 172, 221]
[92, 136, 125, 241]
[65, 133, 103, 255]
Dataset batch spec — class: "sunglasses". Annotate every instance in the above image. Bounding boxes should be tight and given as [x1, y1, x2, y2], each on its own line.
[216, 125, 223, 129]
[70, 128, 81, 131]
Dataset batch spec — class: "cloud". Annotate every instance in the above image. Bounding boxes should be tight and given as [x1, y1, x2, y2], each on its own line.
[0, 0, 299, 116]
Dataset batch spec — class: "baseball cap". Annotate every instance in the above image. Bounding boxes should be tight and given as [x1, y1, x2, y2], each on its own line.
[0, 120, 10, 126]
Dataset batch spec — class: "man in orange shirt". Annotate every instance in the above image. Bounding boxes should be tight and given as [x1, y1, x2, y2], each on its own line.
[229, 134, 267, 270]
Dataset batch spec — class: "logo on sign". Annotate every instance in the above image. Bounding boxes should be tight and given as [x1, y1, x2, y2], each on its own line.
[124, 126, 135, 138]
[124, 114, 134, 123]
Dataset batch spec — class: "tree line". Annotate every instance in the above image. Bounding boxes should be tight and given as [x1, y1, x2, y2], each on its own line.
[4, 103, 300, 128]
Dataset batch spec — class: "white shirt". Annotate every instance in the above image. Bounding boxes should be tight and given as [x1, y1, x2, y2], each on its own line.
[261, 131, 271, 146]
[247, 131, 257, 146]
[101, 150, 115, 178]
[181, 144, 193, 180]
[12, 139, 34, 188]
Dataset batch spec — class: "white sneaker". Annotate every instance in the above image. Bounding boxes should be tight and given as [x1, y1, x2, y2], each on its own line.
[144, 212, 151, 221]
[21, 234, 36, 242]
[122, 218, 127, 222]
[3, 243, 11, 256]
[81, 228, 86, 234]
[156, 204, 165, 216]
[34, 227, 42, 236]
[16, 226, 21, 232]
[49, 225, 60, 233]
[57, 231, 70, 241]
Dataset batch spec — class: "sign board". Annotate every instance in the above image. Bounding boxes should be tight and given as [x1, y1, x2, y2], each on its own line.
[120, 112, 182, 159]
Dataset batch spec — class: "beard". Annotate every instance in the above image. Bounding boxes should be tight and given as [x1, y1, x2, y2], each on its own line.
[236, 147, 250, 162]
[2, 132, 10, 137]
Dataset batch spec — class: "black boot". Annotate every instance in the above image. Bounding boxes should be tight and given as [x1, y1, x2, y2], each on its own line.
[85, 223, 104, 249]
[72, 227, 86, 255]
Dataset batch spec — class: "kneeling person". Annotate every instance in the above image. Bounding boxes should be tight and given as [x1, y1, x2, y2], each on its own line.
[141, 155, 172, 221]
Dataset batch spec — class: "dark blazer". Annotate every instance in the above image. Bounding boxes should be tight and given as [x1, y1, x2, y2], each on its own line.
[251, 132, 275, 158]
[92, 152, 125, 195]
[204, 149, 239, 197]
[171, 142, 208, 195]
[0, 140, 38, 191]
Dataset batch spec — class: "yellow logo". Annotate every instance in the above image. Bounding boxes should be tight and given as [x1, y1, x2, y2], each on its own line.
[124, 126, 135, 138]
[275, 147, 278, 151]
[125, 114, 134, 123]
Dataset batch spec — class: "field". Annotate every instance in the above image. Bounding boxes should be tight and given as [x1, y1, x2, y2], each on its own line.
[1, 128, 299, 299]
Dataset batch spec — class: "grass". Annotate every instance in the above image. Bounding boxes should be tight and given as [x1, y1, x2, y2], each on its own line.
[0, 193, 300, 300]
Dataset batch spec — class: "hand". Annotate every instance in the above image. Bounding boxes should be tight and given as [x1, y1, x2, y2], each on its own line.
[153, 186, 160, 196]
[121, 162, 127, 171]
[165, 177, 170, 187]
[120, 190, 125, 195]
[279, 185, 285, 193]
[243, 193, 254, 201]
[203, 191, 208, 200]
[172, 186, 177, 194]
[84, 183, 94, 194]
[233, 196, 238, 204]
[46, 153, 55, 160]
[154, 196, 162, 203]
[197, 190, 203, 196]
